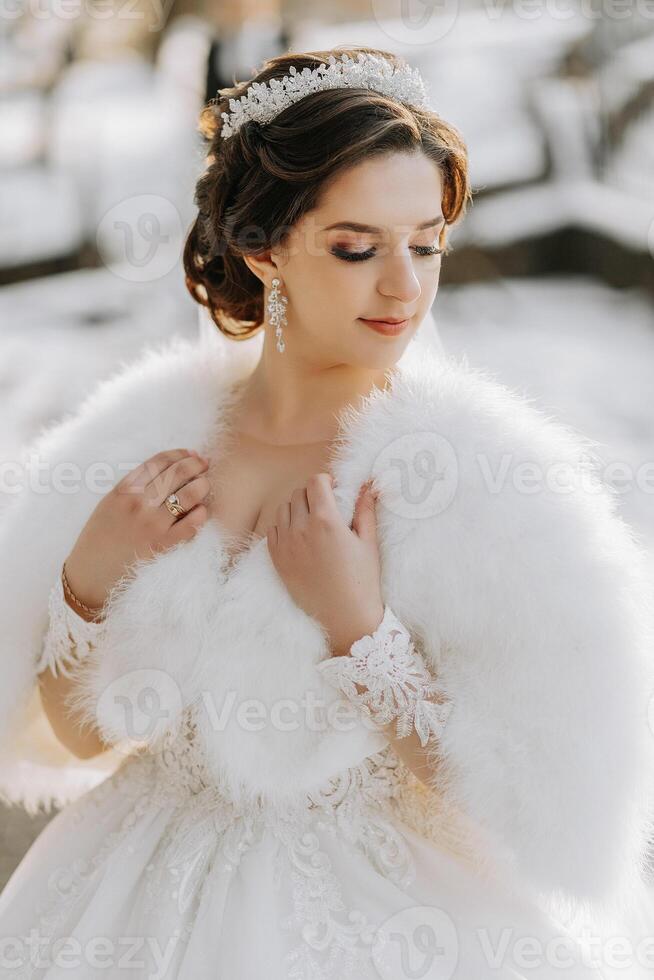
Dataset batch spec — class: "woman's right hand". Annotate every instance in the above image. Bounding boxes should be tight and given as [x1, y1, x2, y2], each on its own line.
[63, 448, 211, 613]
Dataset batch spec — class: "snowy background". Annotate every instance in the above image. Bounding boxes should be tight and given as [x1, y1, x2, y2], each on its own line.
[1, 0, 653, 885]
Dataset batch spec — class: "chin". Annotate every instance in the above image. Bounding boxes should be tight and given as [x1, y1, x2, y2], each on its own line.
[358, 343, 412, 373]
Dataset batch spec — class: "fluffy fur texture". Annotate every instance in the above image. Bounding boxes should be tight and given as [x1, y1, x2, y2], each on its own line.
[1, 332, 653, 917]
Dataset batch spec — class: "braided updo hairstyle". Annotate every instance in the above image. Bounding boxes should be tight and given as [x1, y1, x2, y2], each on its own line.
[183, 45, 471, 341]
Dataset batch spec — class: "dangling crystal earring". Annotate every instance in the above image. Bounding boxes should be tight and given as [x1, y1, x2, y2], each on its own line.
[266, 277, 288, 353]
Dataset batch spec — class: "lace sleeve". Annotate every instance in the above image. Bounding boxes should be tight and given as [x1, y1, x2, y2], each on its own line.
[315, 605, 453, 747]
[36, 573, 106, 679]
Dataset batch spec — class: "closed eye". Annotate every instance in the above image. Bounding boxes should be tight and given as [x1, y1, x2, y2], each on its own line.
[330, 245, 443, 262]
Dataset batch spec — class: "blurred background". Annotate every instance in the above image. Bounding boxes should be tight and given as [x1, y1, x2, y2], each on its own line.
[1, 0, 653, 885]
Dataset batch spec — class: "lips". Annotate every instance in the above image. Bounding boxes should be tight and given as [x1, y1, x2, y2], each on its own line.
[367, 317, 407, 324]
[358, 316, 410, 336]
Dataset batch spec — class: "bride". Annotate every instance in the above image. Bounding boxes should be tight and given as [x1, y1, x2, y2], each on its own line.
[1, 46, 654, 980]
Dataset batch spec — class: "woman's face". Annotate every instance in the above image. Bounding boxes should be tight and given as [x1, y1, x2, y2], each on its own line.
[270, 149, 445, 370]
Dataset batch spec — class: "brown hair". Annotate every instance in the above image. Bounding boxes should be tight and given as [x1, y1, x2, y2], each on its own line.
[183, 45, 472, 341]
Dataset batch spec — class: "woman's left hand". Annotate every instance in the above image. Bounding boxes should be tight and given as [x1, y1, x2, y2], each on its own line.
[266, 474, 384, 655]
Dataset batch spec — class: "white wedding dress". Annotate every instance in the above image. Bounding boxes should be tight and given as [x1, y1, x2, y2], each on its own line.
[3, 705, 646, 980]
[2, 313, 653, 979]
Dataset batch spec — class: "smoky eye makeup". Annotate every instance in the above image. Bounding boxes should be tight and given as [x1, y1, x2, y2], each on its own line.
[329, 243, 443, 263]
[330, 244, 374, 262]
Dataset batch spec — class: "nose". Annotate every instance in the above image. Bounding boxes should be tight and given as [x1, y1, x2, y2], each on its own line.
[376, 251, 422, 306]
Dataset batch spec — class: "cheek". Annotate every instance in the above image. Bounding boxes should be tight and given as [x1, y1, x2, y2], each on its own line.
[419, 262, 441, 299]
[323, 264, 372, 310]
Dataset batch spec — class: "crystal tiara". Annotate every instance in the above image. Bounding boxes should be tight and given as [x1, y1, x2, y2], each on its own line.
[219, 51, 432, 140]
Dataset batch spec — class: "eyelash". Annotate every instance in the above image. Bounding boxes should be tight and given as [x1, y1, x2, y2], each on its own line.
[330, 245, 443, 262]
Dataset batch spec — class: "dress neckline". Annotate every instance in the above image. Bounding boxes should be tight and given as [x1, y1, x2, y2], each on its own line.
[219, 527, 267, 573]
[204, 363, 401, 575]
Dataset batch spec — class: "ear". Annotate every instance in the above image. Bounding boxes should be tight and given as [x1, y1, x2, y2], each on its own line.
[242, 250, 283, 290]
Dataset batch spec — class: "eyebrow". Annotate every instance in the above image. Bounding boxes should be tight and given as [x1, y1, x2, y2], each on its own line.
[323, 216, 445, 234]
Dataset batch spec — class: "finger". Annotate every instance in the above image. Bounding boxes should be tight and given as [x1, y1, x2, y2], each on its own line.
[145, 455, 209, 507]
[275, 499, 292, 532]
[161, 475, 211, 526]
[351, 481, 378, 539]
[304, 473, 340, 520]
[166, 503, 208, 545]
[119, 449, 200, 495]
[267, 524, 279, 550]
[289, 487, 310, 531]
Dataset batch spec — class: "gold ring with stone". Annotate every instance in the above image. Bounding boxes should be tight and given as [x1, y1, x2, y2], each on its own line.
[164, 492, 186, 518]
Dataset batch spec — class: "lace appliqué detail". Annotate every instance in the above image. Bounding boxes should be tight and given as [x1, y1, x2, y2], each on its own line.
[278, 748, 415, 980]
[17, 705, 420, 980]
[144, 726, 417, 979]
[141, 711, 261, 925]
[35, 573, 106, 678]
[316, 604, 453, 747]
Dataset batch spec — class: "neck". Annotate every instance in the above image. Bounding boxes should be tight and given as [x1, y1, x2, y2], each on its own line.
[233, 332, 395, 445]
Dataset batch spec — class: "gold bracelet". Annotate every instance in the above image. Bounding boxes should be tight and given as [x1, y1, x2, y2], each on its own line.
[61, 561, 105, 618]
